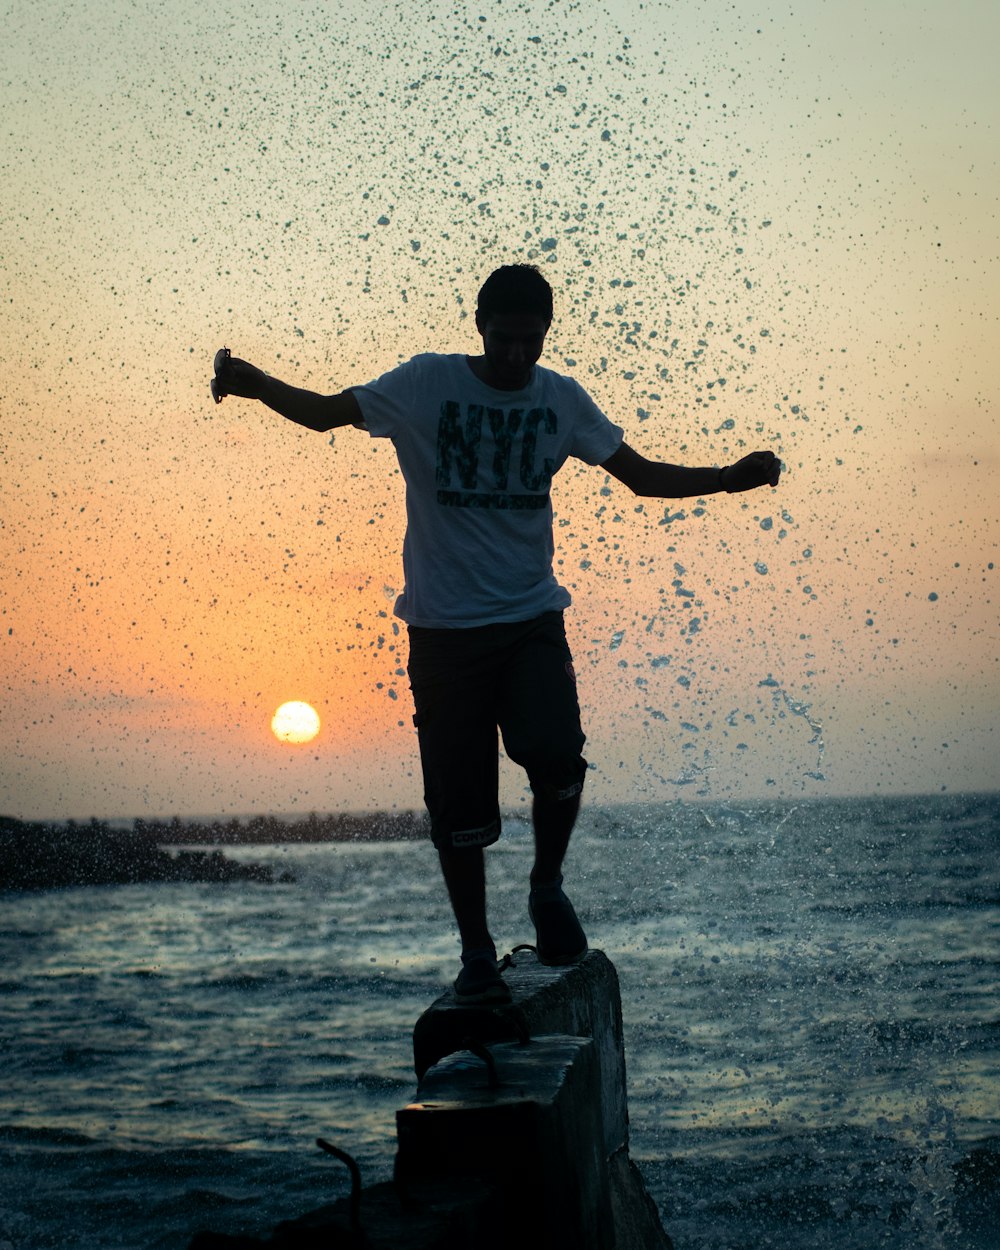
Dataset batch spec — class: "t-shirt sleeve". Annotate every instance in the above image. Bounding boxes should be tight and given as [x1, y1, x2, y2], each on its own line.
[567, 379, 625, 465]
[349, 357, 423, 439]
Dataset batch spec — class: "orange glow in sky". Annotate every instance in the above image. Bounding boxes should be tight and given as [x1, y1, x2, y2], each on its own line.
[2, 0, 996, 818]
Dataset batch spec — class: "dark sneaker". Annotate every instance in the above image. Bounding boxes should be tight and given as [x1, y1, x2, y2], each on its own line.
[529, 881, 588, 966]
[453, 955, 512, 1004]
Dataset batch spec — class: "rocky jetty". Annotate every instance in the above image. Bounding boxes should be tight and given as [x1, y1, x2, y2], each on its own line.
[0, 816, 290, 891]
[136, 810, 428, 845]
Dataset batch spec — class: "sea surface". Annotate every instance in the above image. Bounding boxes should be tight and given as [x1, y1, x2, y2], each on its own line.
[1, 794, 997, 1250]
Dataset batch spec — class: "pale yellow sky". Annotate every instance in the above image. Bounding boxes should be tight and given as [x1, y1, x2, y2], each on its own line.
[2, 0, 997, 818]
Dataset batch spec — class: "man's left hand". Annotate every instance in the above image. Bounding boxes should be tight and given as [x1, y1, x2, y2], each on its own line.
[721, 451, 782, 493]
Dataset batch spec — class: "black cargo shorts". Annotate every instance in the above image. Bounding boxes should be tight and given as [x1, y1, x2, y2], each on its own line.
[406, 611, 587, 851]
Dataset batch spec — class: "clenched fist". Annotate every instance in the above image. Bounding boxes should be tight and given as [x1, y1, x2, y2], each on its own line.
[720, 451, 782, 493]
[211, 347, 268, 403]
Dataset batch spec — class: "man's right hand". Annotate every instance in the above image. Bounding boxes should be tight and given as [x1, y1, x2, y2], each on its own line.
[211, 348, 267, 403]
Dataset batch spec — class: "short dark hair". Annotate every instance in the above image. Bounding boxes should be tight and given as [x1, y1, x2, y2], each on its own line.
[476, 264, 553, 326]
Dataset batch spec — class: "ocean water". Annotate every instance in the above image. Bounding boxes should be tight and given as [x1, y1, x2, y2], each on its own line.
[1, 794, 997, 1250]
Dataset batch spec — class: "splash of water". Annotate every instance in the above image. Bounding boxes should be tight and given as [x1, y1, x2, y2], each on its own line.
[758, 674, 826, 781]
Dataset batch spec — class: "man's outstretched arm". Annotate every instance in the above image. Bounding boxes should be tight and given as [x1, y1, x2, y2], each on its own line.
[601, 442, 781, 498]
[211, 351, 362, 432]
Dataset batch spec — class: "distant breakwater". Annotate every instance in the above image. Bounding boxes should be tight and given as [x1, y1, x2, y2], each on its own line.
[0, 810, 429, 891]
[0, 816, 292, 891]
[129, 809, 430, 845]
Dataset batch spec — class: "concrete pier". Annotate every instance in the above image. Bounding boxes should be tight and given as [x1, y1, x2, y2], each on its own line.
[398, 1034, 613, 1247]
[188, 949, 672, 1249]
[412, 947, 629, 1158]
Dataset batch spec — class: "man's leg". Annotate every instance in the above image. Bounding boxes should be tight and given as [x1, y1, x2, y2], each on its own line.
[438, 842, 509, 1001]
[437, 845, 492, 954]
[527, 786, 588, 964]
[530, 789, 581, 889]
[408, 624, 510, 1001]
[499, 613, 589, 964]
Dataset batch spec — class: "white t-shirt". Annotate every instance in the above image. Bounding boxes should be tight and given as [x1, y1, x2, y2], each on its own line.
[352, 353, 624, 628]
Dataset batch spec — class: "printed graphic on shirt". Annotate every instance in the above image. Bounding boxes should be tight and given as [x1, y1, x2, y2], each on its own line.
[436, 401, 558, 509]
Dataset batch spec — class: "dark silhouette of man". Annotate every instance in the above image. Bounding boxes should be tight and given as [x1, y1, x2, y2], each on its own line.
[211, 264, 781, 1003]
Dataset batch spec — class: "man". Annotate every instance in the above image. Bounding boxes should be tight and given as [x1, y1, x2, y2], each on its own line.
[211, 264, 780, 1004]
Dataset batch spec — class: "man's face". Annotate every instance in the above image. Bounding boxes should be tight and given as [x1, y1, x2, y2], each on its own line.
[476, 312, 550, 390]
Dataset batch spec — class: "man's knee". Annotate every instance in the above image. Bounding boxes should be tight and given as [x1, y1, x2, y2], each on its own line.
[521, 750, 587, 804]
[430, 816, 501, 851]
[531, 776, 585, 804]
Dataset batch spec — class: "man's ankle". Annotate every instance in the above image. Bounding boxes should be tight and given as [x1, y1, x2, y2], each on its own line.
[529, 873, 564, 895]
[460, 943, 497, 965]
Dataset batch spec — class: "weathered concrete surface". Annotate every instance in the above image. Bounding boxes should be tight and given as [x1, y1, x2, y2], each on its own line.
[398, 1035, 613, 1248]
[187, 948, 673, 1250]
[188, 1177, 507, 1249]
[608, 1147, 675, 1250]
[413, 947, 629, 1157]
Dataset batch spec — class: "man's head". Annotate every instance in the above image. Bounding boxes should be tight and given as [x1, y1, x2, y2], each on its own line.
[476, 264, 554, 328]
[474, 265, 553, 390]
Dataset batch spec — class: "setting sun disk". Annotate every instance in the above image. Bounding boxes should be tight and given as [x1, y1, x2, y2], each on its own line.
[271, 701, 321, 744]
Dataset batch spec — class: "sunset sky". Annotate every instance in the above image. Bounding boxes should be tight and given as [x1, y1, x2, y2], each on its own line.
[2, 0, 996, 820]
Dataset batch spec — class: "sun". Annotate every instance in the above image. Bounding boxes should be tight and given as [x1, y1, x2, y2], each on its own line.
[271, 701, 321, 744]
